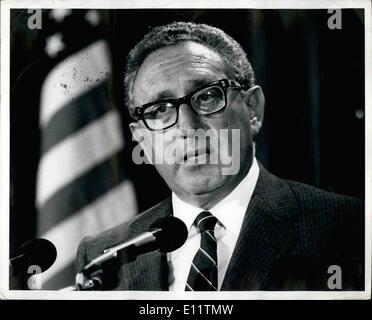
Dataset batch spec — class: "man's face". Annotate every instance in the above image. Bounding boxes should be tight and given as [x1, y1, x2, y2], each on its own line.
[130, 41, 263, 208]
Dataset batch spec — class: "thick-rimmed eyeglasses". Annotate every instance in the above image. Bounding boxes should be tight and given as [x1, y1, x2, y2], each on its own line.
[130, 79, 247, 131]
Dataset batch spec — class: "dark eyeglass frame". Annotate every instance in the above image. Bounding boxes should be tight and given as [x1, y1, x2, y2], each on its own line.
[130, 79, 248, 131]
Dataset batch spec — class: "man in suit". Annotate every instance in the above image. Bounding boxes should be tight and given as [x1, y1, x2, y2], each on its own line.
[75, 22, 364, 291]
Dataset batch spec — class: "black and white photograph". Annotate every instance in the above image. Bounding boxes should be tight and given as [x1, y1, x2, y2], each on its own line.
[0, 0, 371, 301]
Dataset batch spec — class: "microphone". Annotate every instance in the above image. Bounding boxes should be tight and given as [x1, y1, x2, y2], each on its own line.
[9, 238, 57, 275]
[81, 216, 187, 276]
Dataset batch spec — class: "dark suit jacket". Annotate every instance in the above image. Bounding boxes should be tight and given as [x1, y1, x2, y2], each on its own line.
[75, 165, 364, 290]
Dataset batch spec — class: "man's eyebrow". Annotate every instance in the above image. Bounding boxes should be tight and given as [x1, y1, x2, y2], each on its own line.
[146, 77, 220, 104]
[148, 89, 174, 102]
[188, 77, 217, 89]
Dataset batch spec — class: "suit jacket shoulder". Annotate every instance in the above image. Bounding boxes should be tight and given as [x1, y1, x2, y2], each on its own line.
[255, 169, 364, 290]
[221, 165, 364, 290]
[285, 178, 364, 259]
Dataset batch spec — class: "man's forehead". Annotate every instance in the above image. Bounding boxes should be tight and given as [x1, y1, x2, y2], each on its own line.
[137, 41, 225, 78]
[132, 41, 227, 101]
[147, 41, 222, 62]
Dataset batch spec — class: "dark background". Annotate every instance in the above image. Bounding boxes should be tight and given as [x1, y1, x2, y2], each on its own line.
[10, 9, 365, 252]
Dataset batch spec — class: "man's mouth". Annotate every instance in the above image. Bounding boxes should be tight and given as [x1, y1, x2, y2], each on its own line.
[183, 148, 210, 163]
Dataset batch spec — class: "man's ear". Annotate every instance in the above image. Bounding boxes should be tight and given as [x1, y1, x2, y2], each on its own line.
[129, 121, 142, 142]
[129, 121, 153, 164]
[244, 85, 265, 138]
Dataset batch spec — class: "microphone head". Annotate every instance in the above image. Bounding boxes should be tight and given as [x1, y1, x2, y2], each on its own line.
[11, 238, 57, 273]
[150, 216, 187, 253]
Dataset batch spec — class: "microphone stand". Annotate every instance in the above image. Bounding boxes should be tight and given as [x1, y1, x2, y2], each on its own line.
[60, 245, 132, 291]
[60, 270, 104, 291]
[58, 217, 187, 291]
[60, 269, 111, 291]
[60, 232, 159, 290]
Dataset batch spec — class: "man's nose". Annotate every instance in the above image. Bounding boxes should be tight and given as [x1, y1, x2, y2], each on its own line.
[177, 103, 203, 132]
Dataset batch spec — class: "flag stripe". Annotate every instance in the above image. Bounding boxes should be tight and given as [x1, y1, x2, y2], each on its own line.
[36, 111, 123, 207]
[40, 180, 138, 284]
[37, 150, 127, 235]
[40, 40, 111, 127]
[36, 20, 138, 288]
[41, 81, 111, 154]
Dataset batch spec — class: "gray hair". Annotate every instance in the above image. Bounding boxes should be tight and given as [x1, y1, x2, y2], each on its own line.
[124, 21, 256, 111]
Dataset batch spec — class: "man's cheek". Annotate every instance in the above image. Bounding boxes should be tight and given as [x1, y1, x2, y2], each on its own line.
[218, 129, 241, 176]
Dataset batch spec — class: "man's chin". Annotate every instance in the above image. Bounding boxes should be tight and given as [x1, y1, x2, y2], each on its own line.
[176, 164, 222, 184]
[176, 170, 227, 195]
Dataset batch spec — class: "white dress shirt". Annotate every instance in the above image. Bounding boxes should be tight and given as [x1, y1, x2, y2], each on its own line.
[168, 157, 260, 290]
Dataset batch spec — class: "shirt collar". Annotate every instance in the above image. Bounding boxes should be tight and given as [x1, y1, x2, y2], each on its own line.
[172, 157, 260, 236]
[172, 193, 202, 233]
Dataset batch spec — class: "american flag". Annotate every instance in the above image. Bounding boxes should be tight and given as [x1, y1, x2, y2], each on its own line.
[35, 9, 137, 289]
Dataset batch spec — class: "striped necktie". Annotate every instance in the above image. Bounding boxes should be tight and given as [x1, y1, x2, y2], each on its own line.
[185, 211, 218, 291]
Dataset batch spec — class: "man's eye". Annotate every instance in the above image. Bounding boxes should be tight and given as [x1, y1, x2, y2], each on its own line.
[144, 103, 174, 119]
[193, 87, 223, 108]
[157, 105, 168, 113]
[197, 92, 215, 103]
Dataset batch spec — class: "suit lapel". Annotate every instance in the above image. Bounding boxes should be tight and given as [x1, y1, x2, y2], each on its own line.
[119, 198, 173, 290]
[221, 165, 299, 290]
